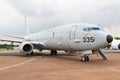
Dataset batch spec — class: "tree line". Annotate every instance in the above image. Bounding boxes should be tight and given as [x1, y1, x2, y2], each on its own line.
[114, 37, 120, 40]
[0, 44, 18, 50]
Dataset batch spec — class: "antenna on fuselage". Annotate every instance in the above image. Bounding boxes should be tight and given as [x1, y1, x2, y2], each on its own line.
[25, 16, 30, 35]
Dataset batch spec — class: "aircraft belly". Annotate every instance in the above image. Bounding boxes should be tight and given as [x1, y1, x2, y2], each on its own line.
[68, 42, 87, 51]
[43, 38, 67, 50]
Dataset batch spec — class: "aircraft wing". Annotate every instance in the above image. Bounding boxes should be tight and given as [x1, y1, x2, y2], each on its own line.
[0, 39, 22, 43]
[0, 35, 23, 43]
[3, 35, 24, 39]
[0, 35, 44, 49]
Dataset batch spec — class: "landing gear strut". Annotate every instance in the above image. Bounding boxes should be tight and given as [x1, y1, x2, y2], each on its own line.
[81, 56, 89, 62]
[50, 50, 57, 56]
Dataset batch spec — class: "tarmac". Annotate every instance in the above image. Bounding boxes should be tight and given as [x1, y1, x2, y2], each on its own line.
[0, 50, 120, 80]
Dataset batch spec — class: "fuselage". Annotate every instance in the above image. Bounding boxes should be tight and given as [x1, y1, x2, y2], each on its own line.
[23, 23, 112, 51]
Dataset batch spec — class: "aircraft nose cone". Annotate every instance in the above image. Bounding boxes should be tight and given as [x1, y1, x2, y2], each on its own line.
[118, 43, 120, 49]
[106, 35, 113, 43]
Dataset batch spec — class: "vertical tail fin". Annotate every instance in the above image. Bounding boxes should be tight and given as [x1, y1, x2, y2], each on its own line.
[25, 16, 30, 35]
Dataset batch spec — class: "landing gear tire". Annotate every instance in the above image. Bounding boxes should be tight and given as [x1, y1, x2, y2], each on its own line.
[51, 50, 57, 56]
[26, 51, 33, 56]
[26, 53, 29, 55]
[81, 56, 89, 62]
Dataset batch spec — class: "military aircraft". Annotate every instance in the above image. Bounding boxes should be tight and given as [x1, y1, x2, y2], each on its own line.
[111, 39, 120, 50]
[0, 23, 113, 62]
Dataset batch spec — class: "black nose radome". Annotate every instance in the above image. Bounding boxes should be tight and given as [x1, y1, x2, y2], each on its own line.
[106, 35, 113, 43]
[118, 43, 120, 49]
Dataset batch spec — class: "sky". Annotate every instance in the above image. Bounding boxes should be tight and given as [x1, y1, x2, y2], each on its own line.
[0, 0, 120, 37]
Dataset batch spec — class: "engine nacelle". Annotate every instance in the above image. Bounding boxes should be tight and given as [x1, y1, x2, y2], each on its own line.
[118, 43, 120, 49]
[111, 43, 120, 50]
[19, 42, 34, 54]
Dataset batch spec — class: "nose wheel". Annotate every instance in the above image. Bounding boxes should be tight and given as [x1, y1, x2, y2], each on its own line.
[81, 56, 89, 62]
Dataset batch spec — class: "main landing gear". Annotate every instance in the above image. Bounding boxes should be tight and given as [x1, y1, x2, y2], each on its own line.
[50, 50, 57, 56]
[26, 51, 33, 56]
[81, 55, 89, 62]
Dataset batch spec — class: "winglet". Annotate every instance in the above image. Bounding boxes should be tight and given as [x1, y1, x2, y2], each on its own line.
[25, 16, 30, 35]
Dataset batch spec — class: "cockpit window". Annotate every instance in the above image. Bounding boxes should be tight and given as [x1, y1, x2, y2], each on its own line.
[92, 27, 100, 30]
[83, 27, 100, 31]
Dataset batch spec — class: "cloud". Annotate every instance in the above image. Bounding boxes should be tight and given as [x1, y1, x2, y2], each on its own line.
[0, 0, 25, 35]
[1, 0, 120, 36]
[109, 25, 120, 37]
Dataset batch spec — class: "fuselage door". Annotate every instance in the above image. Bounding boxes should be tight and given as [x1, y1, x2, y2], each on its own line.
[73, 27, 81, 43]
[69, 25, 77, 40]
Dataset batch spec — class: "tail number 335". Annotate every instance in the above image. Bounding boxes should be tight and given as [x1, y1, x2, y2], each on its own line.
[83, 37, 95, 42]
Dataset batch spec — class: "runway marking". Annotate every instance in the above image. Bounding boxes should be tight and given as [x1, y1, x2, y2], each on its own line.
[0, 58, 36, 71]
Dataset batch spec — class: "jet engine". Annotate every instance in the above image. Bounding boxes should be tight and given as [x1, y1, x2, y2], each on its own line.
[118, 43, 120, 49]
[19, 42, 34, 53]
[111, 43, 120, 50]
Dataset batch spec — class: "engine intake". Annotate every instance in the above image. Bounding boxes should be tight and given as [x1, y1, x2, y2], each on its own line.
[118, 43, 120, 49]
[19, 42, 33, 53]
